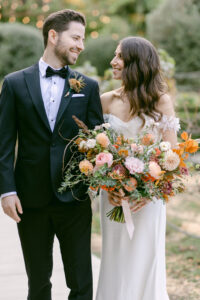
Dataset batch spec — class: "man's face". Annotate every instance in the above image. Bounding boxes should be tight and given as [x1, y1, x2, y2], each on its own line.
[54, 21, 85, 65]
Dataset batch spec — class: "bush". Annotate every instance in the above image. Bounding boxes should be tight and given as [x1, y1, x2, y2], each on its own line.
[146, 0, 200, 73]
[176, 92, 200, 139]
[78, 35, 118, 76]
[0, 23, 43, 79]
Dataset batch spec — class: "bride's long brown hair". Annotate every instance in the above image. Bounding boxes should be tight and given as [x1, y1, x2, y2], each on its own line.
[120, 36, 167, 125]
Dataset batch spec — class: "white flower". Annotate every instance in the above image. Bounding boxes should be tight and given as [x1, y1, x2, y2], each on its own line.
[79, 140, 88, 150]
[94, 125, 102, 130]
[149, 119, 155, 126]
[86, 139, 96, 149]
[160, 141, 171, 152]
[162, 150, 180, 171]
[102, 123, 111, 129]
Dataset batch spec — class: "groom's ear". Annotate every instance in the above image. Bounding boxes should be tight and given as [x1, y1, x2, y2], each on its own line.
[48, 29, 59, 46]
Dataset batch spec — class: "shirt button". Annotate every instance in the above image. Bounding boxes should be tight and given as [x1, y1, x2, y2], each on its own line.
[51, 119, 54, 122]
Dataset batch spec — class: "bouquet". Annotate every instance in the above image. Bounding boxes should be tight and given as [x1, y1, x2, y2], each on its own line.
[59, 116, 199, 226]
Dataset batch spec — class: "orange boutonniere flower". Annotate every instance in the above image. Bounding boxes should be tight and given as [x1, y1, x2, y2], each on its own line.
[65, 73, 86, 97]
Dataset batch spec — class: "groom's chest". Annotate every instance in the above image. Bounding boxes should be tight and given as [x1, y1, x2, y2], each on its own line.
[15, 72, 90, 134]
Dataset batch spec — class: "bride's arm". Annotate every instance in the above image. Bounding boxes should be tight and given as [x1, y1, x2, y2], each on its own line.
[156, 94, 179, 148]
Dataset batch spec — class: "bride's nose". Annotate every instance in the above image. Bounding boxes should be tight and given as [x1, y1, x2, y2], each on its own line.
[111, 57, 117, 66]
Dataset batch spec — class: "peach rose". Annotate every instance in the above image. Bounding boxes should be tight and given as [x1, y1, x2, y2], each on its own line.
[96, 133, 110, 148]
[149, 161, 162, 179]
[79, 160, 93, 175]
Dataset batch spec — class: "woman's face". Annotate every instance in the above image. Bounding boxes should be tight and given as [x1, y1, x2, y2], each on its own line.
[110, 44, 124, 80]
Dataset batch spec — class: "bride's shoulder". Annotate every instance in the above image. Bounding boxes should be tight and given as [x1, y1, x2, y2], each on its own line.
[156, 93, 175, 117]
[101, 88, 121, 100]
[101, 89, 120, 113]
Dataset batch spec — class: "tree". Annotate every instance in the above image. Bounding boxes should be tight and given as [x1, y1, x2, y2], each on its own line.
[147, 0, 200, 73]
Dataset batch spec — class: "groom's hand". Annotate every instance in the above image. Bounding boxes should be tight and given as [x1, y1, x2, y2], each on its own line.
[1, 195, 23, 223]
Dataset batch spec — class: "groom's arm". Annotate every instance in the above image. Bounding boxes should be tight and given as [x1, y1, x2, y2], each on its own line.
[86, 81, 104, 129]
[0, 77, 17, 194]
[0, 78, 22, 222]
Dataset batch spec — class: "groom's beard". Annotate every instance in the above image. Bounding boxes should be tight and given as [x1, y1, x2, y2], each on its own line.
[54, 39, 78, 66]
[54, 40, 72, 66]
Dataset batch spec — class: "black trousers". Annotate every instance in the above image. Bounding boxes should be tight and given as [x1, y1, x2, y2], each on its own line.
[17, 199, 93, 300]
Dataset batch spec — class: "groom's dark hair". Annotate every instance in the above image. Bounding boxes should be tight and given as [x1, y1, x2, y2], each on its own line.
[43, 9, 86, 48]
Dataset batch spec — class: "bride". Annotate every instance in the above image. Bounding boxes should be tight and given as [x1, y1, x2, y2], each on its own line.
[96, 37, 180, 300]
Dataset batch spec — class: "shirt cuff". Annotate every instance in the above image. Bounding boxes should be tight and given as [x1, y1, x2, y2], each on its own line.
[1, 192, 17, 199]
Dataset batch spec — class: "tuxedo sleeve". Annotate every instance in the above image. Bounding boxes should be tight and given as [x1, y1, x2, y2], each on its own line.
[86, 81, 104, 129]
[0, 78, 17, 194]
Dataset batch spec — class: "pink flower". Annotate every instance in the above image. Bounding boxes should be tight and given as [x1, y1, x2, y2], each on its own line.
[149, 161, 162, 179]
[96, 133, 110, 148]
[125, 157, 144, 174]
[95, 152, 113, 168]
[131, 143, 138, 152]
[131, 143, 144, 154]
[137, 145, 144, 154]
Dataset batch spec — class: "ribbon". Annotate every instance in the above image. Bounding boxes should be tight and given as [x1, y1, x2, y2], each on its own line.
[121, 200, 134, 240]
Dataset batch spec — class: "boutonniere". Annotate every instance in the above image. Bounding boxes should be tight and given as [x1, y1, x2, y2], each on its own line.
[65, 73, 86, 97]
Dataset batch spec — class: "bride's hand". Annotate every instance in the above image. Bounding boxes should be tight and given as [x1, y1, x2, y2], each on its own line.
[107, 189, 129, 207]
[130, 198, 150, 212]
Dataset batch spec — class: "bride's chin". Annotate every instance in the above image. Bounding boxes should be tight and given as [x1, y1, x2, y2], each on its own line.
[112, 72, 120, 80]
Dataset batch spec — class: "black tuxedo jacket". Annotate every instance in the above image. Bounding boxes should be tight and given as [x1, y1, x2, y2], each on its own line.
[0, 63, 104, 207]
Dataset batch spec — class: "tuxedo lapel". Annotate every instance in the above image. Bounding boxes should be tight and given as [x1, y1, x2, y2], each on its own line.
[24, 63, 52, 133]
[53, 67, 74, 132]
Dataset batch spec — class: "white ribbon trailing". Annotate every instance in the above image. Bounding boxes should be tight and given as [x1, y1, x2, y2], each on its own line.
[121, 200, 135, 240]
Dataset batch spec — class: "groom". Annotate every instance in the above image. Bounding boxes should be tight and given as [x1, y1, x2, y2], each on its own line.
[0, 9, 103, 300]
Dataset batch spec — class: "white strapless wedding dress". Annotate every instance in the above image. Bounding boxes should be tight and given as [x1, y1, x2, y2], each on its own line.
[96, 113, 180, 300]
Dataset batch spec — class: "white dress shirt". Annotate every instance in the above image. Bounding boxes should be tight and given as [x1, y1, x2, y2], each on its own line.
[1, 58, 67, 199]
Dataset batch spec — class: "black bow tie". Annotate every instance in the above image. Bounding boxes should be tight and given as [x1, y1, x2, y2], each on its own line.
[46, 66, 68, 79]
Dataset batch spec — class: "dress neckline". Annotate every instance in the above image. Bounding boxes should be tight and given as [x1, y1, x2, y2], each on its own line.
[104, 113, 141, 125]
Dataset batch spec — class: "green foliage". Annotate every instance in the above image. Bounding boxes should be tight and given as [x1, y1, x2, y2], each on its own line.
[175, 92, 200, 139]
[147, 0, 200, 73]
[0, 23, 43, 79]
[74, 61, 100, 82]
[158, 48, 175, 79]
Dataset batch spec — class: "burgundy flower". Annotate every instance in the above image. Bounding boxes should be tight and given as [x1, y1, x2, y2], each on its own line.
[112, 164, 127, 177]
[162, 182, 173, 195]
[180, 167, 189, 175]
